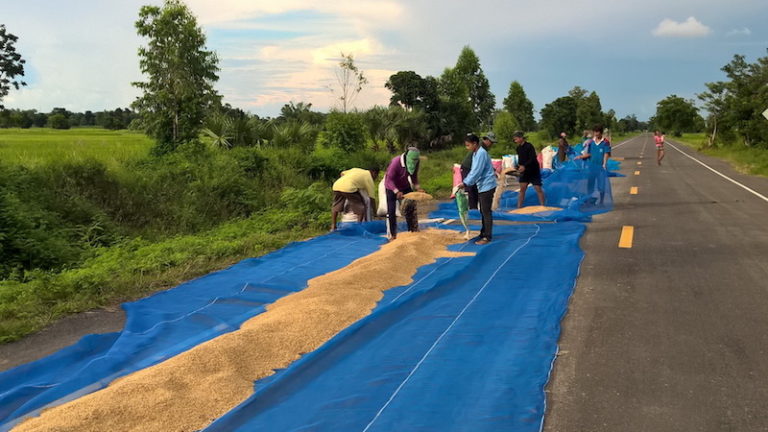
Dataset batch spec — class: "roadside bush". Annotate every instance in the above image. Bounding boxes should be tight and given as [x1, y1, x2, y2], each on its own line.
[320, 111, 367, 153]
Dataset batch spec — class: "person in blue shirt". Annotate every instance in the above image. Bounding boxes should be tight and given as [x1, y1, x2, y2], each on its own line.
[458, 133, 497, 245]
[575, 124, 611, 204]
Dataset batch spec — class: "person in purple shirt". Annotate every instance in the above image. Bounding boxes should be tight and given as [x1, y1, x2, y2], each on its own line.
[384, 146, 422, 239]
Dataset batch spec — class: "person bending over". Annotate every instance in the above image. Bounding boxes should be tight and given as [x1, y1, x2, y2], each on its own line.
[331, 167, 379, 231]
[384, 147, 422, 240]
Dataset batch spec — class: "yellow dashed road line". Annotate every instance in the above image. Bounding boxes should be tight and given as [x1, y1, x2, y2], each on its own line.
[630, 187, 638, 195]
[619, 226, 634, 248]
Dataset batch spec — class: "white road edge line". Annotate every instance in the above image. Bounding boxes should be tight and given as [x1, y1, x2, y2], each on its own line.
[611, 134, 641, 149]
[362, 225, 542, 432]
[666, 141, 768, 203]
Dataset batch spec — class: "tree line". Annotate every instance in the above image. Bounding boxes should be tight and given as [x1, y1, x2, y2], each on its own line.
[0, 107, 138, 129]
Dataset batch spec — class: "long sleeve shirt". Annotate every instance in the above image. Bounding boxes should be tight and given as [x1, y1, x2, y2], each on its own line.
[384, 153, 419, 193]
[463, 146, 496, 193]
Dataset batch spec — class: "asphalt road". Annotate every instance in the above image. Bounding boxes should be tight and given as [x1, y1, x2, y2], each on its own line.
[545, 134, 768, 431]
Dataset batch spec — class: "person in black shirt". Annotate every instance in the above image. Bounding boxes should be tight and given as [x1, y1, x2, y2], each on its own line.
[513, 131, 546, 208]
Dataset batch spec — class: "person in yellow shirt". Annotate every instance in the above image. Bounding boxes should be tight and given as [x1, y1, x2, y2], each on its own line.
[331, 167, 379, 231]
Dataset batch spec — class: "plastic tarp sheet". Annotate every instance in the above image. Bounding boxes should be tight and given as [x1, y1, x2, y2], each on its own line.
[431, 163, 615, 223]
[0, 226, 387, 431]
[204, 222, 585, 432]
[1, 220, 586, 432]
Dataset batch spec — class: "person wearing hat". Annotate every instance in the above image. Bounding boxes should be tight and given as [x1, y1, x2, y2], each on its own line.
[384, 146, 422, 240]
[457, 133, 496, 245]
[482, 132, 497, 150]
[512, 131, 546, 208]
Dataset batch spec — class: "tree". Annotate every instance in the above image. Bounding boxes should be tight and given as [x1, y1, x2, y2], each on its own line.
[437, 66, 474, 142]
[0, 25, 26, 109]
[132, 0, 220, 154]
[502, 81, 535, 131]
[385, 71, 426, 110]
[539, 96, 577, 139]
[653, 95, 702, 136]
[697, 81, 728, 147]
[453, 46, 496, 129]
[47, 113, 70, 129]
[329, 52, 368, 113]
[493, 111, 520, 149]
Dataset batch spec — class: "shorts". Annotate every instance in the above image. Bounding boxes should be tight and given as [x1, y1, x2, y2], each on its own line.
[519, 170, 542, 186]
[332, 191, 366, 216]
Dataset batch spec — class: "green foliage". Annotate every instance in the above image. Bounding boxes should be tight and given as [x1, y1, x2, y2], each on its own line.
[698, 52, 768, 148]
[493, 111, 520, 151]
[652, 94, 702, 136]
[47, 113, 70, 129]
[132, 0, 220, 154]
[320, 111, 367, 152]
[453, 46, 496, 129]
[0, 24, 26, 109]
[540, 96, 577, 139]
[271, 120, 319, 152]
[576, 91, 603, 132]
[385, 71, 427, 109]
[502, 81, 535, 131]
[438, 67, 475, 141]
[278, 101, 325, 125]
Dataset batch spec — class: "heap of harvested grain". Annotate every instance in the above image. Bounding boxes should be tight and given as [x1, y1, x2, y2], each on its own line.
[14, 229, 472, 432]
[508, 206, 562, 215]
[402, 191, 433, 201]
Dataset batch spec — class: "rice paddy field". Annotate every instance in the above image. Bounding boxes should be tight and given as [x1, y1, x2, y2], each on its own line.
[0, 128, 153, 169]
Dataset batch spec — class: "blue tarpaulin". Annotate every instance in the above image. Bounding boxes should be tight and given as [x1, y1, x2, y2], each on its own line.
[1, 222, 589, 431]
[204, 223, 585, 432]
[0, 226, 386, 431]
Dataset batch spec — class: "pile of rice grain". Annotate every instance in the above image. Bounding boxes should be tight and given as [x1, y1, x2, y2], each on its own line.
[14, 229, 472, 432]
[508, 205, 561, 215]
[403, 191, 433, 201]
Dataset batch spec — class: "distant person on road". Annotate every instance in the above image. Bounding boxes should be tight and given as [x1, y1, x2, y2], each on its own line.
[654, 130, 666, 166]
[575, 124, 611, 204]
[331, 167, 379, 231]
[457, 133, 496, 245]
[513, 131, 546, 208]
[385, 147, 422, 240]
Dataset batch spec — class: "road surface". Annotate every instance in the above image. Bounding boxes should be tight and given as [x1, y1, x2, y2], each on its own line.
[545, 134, 768, 431]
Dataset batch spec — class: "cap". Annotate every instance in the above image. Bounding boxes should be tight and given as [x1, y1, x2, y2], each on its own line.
[482, 132, 498, 143]
[512, 131, 525, 139]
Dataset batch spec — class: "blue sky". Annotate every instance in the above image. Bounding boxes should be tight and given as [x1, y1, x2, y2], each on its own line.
[3, 0, 767, 120]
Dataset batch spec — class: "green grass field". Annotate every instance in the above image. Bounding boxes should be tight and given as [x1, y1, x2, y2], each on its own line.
[0, 128, 153, 169]
[674, 133, 768, 177]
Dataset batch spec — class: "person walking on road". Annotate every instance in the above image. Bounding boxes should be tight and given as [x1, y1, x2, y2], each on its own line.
[331, 167, 379, 231]
[513, 131, 546, 208]
[385, 147, 422, 240]
[458, 134, 497, 245]
[654, 130, 666, 166]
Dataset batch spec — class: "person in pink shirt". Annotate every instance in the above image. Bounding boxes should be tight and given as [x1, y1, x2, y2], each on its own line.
[654, 130, 665, 166]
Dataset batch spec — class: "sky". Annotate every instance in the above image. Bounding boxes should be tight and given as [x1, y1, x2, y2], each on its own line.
[3, 0, 767, 121]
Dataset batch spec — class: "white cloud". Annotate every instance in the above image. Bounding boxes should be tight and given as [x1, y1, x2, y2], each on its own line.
[652, 17, 711, 38]
[726, 27, 752, 37]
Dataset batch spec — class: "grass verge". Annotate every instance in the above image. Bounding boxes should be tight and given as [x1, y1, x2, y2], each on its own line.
[674, 133, 768, 177]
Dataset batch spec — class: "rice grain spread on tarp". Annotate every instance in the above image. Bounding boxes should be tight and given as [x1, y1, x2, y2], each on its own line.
[13, 229, 471, 432]
[402, 191, 433, 201]
[508, 206, 562, 215]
